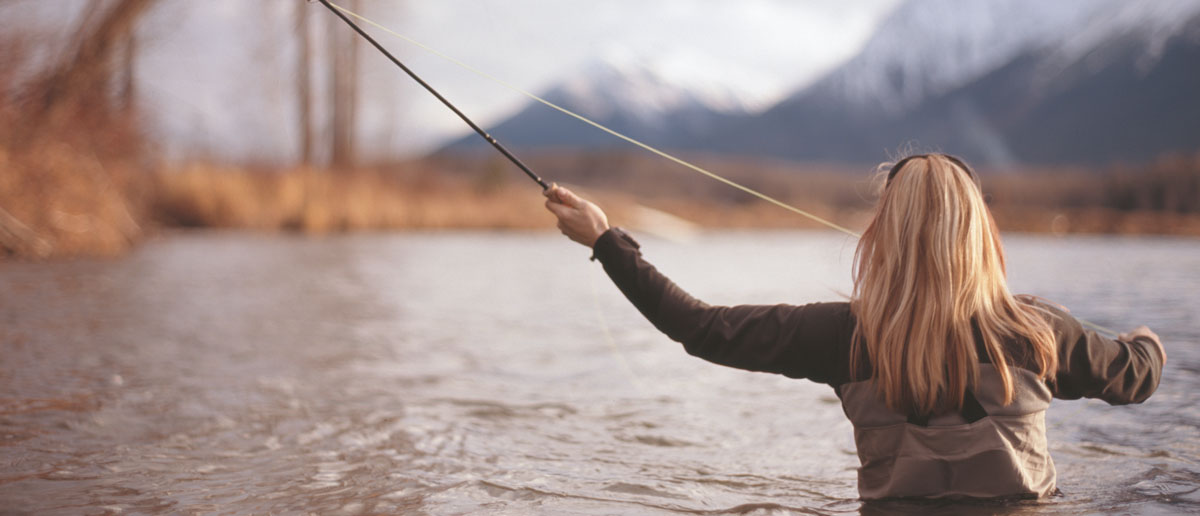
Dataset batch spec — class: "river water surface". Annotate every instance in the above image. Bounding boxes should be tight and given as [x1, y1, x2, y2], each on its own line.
[1, 231, 1197, 515]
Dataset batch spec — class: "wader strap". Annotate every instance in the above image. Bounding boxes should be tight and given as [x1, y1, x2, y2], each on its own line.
[906, 389, 988, 427]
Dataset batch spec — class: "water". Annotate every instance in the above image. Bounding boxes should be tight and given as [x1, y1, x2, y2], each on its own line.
[1, 231, 1197, 515]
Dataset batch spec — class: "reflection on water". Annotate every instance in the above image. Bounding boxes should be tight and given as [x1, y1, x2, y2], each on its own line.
[0, 231, 1197, 514]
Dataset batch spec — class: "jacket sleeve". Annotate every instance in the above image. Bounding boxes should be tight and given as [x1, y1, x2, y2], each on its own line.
[1039, 303, 1164, 404]
[591, 228, 853, 385]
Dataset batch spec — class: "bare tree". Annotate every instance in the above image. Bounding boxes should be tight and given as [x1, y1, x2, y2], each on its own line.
[296, 1, 314, 166]
[329, 0, 361, 169]
[33, 0, 159, 127]
[119, 30, 137, 115]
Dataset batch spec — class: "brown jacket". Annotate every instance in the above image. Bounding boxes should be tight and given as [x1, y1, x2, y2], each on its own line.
[592, 228, 1164, 499]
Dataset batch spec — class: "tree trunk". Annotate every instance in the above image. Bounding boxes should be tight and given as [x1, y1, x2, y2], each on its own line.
[34, 0, 158, 124]
[296, 1, 314, 166]
[329, 0, 360, 169]
[119, 31, 137, 116]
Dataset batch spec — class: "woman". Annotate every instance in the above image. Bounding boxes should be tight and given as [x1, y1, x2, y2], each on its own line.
[543, 154, 1166, 499]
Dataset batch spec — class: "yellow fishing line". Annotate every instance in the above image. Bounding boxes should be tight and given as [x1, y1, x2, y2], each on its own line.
[1079, 319, 1117, 336]
[323, 2, 1120, 338]
[590, 263, 649, 394]
[326, 1, 860, 237]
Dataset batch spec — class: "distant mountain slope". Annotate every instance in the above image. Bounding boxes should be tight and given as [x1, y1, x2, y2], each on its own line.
[775, 0, 1117, 118]
[440, 0, 1200, 167]
[707, 0, 1200, 165]
[441, 57, 752, 153]
[944, 17, 1200, 165]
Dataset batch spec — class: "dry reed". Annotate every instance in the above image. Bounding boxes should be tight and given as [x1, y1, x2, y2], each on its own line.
[149, 164, 552, 232]
[4, 140, 1200, 261]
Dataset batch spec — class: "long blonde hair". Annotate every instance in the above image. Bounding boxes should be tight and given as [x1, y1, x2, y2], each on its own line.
[851, 154, 1057, 415]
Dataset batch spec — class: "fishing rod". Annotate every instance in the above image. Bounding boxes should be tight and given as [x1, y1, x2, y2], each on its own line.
[313, 0, 551, 191]
[312, 1, 1124, 338]
[314, 0, 860, 236]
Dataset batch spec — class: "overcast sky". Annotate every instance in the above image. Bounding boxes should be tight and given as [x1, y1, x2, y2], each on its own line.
[127, 0, 901, 161]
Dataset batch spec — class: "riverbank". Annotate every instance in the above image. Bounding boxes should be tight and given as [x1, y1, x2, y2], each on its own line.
[144, 165, 1200, 237]
[2, 149, 1199, 260]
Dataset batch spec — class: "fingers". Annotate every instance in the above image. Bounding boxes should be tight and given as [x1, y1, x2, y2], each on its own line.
[1122, 325, 1155, 340]
[556, 187, 583, 207]
[539, 183, 589, 210]
[542, 183, 606, 247]
[545, 199, 574, 219]
[1118, 327, 1138, 341]
[1125, 326, 1167, 365]
[1119, 325, 1162, 348]
[541, 184, 566, 201]
[545, 184, 579, 206]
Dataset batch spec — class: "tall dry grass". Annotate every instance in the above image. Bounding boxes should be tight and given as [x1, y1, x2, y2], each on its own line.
[2, 2, 1198, 260]
[984, 153, 1200, 235]
[149, 164, 552, 232]
[0, 136, 147, 259]
[422, 150, 1200, 236]
[6, 142, 1200, 261]
[0, 2, 153, 259]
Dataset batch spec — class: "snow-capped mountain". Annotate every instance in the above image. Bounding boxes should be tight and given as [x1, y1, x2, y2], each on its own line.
[441, 55, 761, 152]
[789, 0, 1118, 116]
[804, 0, 1200, 117]
[709, 0, 1200, 165]
[442, 0, 1200, 166]
[1049, 1, 1200, 69]
[552, 54, 773, 121]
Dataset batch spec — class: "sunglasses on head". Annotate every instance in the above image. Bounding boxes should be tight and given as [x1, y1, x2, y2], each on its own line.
[886, 153, 980, 187]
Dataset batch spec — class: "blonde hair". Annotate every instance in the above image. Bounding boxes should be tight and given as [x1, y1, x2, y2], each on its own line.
[851, 154, 1057, 415]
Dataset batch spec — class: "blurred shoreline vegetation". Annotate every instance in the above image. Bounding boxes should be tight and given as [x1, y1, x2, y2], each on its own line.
[1, 3, 1199, 260]
[0, 0, 155, 258]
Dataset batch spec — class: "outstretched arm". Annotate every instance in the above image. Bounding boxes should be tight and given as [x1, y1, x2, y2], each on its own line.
[1046, 305, 1165, 404]
[543, 185, 852, 384]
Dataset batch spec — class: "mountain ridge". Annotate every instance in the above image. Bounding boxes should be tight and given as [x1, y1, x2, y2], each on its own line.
[439, 0, 1200, 167]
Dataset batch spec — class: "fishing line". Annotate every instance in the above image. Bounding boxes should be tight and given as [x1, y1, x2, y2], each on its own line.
[313, 1, 1119, 338]
[317, 0, 858, 237]
[315, 0, 549, 190]
[590, 264, 649, 394]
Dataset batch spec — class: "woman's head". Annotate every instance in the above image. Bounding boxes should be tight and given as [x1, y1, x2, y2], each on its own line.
[871, 154, 996, 286]
[851, 154, 1056, 415]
